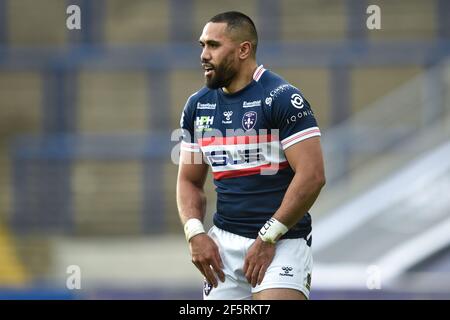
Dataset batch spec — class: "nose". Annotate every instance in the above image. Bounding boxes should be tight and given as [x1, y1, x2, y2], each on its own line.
[201, 47, 211, 62]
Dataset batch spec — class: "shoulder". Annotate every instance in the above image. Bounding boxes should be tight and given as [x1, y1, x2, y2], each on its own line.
[184, 86, 213, 111]
[257, 69, 304, 108]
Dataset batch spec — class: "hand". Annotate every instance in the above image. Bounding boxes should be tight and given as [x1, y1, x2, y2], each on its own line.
[243, 236, 276, 287]
[189, 233, 225, 288]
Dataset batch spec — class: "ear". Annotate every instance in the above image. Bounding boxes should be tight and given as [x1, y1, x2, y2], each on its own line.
[239, 41, 252, 60]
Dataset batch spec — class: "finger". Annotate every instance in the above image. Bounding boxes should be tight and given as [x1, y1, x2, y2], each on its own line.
[210, 241, 224, 280]
[201, 264, 218, 288]
[245, 263, 254, 284]
[210, 257, 225, 283]
[257, 263, 269, 286]
[243, 258, 249, 275]
[213, 250, 225, 281]
[251, 264, 260, 287]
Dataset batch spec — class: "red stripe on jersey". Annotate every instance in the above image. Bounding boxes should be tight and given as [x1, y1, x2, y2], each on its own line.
[199, 134, 275, 147]
[213, 161, 290, 180]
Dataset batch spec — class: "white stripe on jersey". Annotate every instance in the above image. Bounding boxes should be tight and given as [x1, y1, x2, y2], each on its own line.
[281, 127, 321, 150]
[253, 65, 266, 82]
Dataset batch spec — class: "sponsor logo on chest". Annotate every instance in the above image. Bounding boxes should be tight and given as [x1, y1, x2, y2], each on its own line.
[222, 111, 233, 124]
[195, 116, 214, 132]
[205, 148, 265, 167]
[197, 102, 216, 110]
[242, 100, 261, 108]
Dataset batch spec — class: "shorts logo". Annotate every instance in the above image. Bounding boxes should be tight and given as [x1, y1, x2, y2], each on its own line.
[242, 111, 257, 131]
[203, 279, 213, 296]
[290, 93, 304, 109]
[280, 266, 294, 277]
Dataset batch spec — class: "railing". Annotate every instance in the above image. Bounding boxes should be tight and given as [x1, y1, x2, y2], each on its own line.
[322, 58, 450, 185]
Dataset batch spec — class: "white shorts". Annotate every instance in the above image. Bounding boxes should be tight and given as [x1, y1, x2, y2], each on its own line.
[203, 226, 313, 300]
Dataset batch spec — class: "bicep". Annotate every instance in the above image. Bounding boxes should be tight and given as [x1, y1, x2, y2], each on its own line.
[177, 150, 209, 188]
[284, 137, 325, 177]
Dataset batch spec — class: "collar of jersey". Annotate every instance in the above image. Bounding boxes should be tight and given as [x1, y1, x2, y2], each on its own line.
[218, 79, 257, 102]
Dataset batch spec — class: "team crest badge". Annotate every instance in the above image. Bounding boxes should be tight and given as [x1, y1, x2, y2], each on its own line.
[203, 279, 213, 296]
[242, 111, 257, 131]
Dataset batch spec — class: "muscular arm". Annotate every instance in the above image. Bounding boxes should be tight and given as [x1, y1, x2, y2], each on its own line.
[176, 150, 225, 287]
[244, 136, 325, 287]
[176, 150, 209, 224]
[272, 136, 326, 227]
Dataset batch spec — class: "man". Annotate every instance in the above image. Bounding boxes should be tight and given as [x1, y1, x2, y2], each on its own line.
[176, 11, 325, 300]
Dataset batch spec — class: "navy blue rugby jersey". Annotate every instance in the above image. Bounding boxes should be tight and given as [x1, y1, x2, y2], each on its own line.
[179, 65, 321, 239]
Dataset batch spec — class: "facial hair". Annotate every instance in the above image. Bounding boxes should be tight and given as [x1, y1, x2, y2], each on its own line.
[204, 55, 237, 90]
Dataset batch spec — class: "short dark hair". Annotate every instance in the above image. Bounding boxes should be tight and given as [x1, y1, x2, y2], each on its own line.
[209, 11, 258, 56]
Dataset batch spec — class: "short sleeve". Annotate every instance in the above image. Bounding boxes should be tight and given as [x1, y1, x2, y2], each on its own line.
[271, 85, 321, 150]
[179, 96, 201, 153]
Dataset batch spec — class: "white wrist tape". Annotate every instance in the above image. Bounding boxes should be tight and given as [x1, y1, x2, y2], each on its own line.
[258, 218, 289, 244]
[184, 218, 206, 242]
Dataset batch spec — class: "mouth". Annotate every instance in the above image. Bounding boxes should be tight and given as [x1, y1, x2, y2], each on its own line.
[202, 64, 214, 76]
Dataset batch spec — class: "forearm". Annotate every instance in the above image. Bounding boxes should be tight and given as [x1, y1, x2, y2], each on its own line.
[177, 178, 225, 287]
[272, 172, 325, 229]
[176, 179, 207, 224]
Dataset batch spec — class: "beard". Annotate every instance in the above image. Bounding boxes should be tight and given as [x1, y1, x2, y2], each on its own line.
[204, 56, 238, 90]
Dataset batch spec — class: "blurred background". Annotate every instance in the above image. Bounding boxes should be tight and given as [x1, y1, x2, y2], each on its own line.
[0, 0, 449, 299]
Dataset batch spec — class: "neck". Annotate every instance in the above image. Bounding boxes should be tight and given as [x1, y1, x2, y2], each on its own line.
[222, 60, 258, 94]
